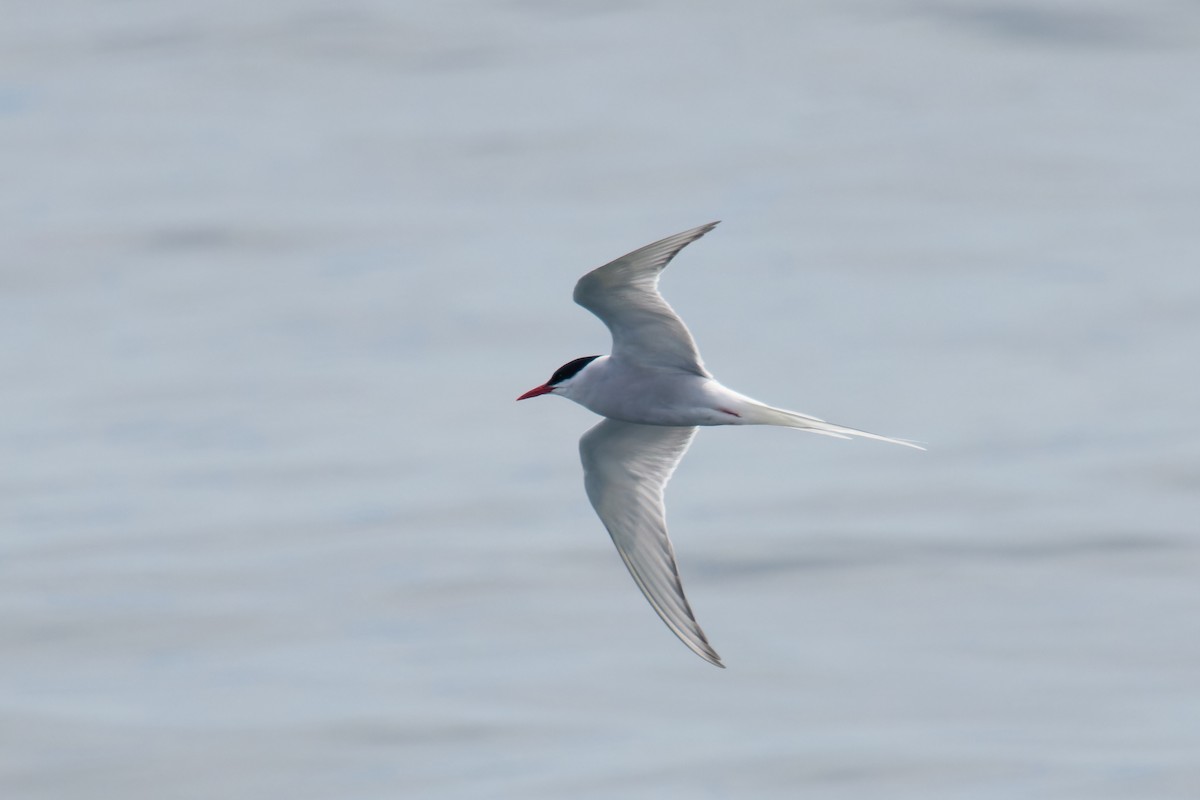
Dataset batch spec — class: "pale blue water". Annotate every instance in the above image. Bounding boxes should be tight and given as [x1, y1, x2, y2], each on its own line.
[3, 2, 1200, 798]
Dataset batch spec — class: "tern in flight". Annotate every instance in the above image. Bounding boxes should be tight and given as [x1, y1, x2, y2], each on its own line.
[518, 222, 921, 667]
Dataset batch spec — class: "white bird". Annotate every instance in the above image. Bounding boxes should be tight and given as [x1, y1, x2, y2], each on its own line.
[518, 222, 921, 667]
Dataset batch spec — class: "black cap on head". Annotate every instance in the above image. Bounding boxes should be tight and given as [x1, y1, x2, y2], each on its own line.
[549, 355, 600, 386]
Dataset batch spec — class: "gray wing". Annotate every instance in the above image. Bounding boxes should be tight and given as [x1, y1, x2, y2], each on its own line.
[579, 418, 723, 667]
[573, 222, 718, 377]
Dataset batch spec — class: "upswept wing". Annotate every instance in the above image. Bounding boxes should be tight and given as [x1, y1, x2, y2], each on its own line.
[579, 418, 723, 667]
[573, 222, 718, 376]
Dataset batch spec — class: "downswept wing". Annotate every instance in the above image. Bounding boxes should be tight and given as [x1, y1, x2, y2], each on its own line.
[579, 418, 723, 667]
[573, 222, 718, 376]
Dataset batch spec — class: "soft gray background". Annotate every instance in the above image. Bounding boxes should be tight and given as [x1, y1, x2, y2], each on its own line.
[3, 1, 1199, 798]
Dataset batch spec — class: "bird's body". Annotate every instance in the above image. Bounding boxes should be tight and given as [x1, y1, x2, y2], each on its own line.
[519, 222, 920, 668]
[560, 356, 746, 426]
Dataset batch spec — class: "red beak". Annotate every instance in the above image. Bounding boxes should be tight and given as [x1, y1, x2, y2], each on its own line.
[517, 384, 554, 401]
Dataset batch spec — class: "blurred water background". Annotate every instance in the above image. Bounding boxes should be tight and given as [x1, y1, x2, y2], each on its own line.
[3, 1, 1200, 797]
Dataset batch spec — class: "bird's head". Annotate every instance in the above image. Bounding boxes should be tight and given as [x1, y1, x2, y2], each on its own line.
[517, 355, 601, 401]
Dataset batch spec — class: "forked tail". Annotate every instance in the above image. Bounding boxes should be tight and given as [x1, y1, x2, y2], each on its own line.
[739, 401, 925, 450]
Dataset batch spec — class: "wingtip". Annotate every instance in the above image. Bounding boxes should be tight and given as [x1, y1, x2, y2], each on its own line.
[692, 646, 725, 669]
[675, 220, 720, 248]
[687, 637, 726, 668]
[670, 221, 719, 244]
